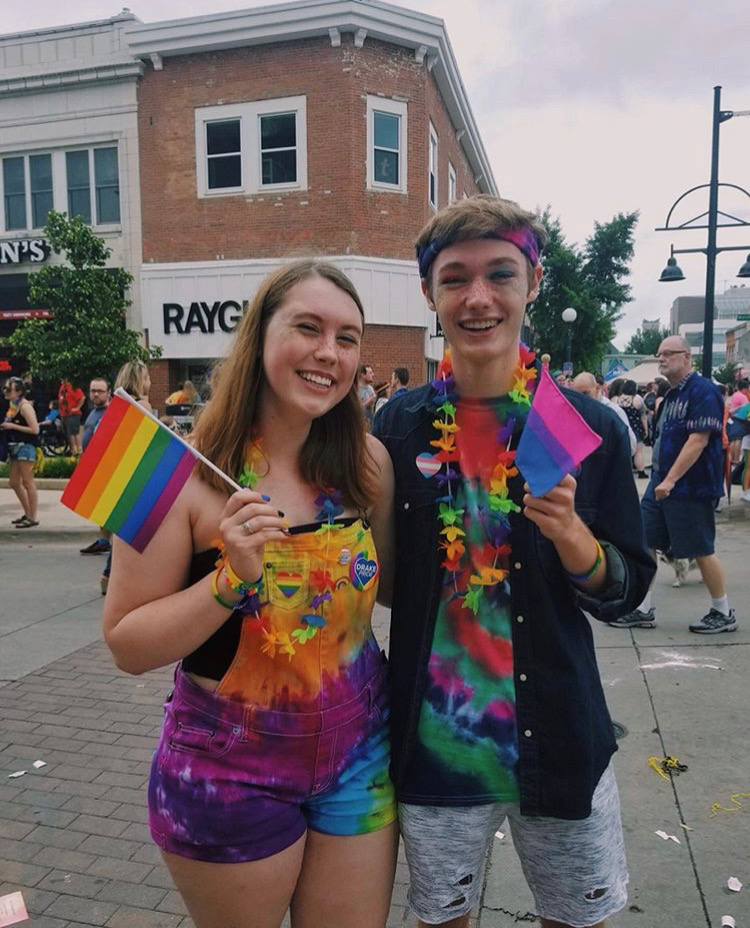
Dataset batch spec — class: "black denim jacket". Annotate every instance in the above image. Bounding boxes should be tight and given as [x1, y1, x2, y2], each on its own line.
[373, 380, 655, 819]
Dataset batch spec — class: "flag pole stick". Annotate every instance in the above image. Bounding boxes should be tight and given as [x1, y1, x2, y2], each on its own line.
[114, 388, 243, 493]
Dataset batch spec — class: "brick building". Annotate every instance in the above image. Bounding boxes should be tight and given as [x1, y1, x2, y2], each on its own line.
[125, 0, 496, 410]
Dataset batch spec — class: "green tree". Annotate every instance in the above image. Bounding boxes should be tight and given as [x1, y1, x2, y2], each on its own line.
[712, 361, 740, 385]
[527, 210, 638, 372]
[4, 211, 159, 386]
[624, 325, 670, 355]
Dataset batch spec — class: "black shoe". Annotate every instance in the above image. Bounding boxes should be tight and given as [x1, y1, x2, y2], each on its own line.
[80, 539, 111, 555]
[689, 608, 737, 634]
[15, 516, 39, 528]
[608, 607, 656, 629]
[11, 516, 26, 524]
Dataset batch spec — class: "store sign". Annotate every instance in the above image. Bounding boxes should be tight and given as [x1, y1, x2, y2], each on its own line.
[163, 300, 247, 334]
[0, 238, 50, 265]
[0, 309, 52, 320]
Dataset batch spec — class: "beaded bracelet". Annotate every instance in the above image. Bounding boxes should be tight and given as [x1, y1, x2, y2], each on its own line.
[211, 566, 239, 610]
[566, 539, 604, 584]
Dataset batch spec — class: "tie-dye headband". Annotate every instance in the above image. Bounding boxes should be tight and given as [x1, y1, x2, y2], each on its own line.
[416, 226, 542, 280]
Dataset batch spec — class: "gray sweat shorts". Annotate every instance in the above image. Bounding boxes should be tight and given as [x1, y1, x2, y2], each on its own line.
[399, 764, 628, 927]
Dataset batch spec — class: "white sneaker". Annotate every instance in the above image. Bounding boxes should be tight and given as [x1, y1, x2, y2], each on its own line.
[741, 489, 750, 503]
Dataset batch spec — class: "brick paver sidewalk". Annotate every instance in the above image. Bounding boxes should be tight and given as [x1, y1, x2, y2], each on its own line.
[0, 640, 414, 927]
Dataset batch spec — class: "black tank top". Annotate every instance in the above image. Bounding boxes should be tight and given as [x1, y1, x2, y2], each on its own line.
[5, 404, 38, 446]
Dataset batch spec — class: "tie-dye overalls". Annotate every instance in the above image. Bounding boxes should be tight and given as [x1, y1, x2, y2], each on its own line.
[148, 519, 396, 862]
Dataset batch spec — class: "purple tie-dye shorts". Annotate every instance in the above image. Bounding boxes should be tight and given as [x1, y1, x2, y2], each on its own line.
[148, 666, 396, 862]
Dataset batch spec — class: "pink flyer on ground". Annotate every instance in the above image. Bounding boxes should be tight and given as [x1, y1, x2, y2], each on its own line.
[0, 892, 29, 927]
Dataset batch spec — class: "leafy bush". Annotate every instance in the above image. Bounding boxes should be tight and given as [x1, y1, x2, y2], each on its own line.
[34, 455, 78, 478]
[1, 454, 77, 479]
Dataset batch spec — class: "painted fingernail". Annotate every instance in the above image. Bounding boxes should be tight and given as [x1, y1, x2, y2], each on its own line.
[261, 494, 271, 502]
[283, 520, 291, 528]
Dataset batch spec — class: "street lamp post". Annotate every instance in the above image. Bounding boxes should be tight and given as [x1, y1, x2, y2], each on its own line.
[657, 86, 750, 379]
[562, 306, 577, 370]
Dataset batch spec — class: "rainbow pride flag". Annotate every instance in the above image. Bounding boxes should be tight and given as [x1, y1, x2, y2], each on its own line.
[61, 390, 197, 552]
[516, 367, 602, 497]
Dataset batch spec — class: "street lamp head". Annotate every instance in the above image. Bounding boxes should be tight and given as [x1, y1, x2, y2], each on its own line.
[659, 256, 685, 282]
[737, 253, 750, 278]
[562, 307, 577, 323]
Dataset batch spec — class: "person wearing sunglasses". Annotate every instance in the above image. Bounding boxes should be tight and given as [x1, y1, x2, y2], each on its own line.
[2, 377, 40, 528]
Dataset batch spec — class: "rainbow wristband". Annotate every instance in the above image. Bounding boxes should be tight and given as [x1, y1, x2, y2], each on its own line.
[566, 539, 604, 583]
[223, 558, 263, 595]
[211, 567, 238, 610]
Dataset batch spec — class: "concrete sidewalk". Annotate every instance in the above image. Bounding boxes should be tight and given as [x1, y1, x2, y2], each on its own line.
[1, 475, 749, 548]
[0, 488, 94, 545]
[0, 525, 749, 926]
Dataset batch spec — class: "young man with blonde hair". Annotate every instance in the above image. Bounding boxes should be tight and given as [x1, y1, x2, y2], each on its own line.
[374, 195, 654, 928]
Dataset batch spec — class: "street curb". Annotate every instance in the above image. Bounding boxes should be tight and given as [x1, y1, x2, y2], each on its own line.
[717, 503, 750, 522]
[0, 477, 69, 489]
[0, 530, 91, 544]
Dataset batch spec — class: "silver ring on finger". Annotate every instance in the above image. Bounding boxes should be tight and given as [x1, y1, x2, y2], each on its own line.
[241, 520, 256, 535]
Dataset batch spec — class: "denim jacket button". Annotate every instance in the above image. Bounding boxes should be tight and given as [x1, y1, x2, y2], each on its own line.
[519, 673, 527, 682]
[516, 614, 524, 623]
[403, 502, 410, 510]
[514, 561, 522, 570]
[524, 729, 532, 737]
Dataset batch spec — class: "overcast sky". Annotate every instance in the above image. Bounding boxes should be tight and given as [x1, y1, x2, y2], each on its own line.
[5, 0, 750, 348]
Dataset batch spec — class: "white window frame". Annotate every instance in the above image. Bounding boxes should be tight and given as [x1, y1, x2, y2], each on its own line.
[65, 146, 121, 228]
[0, 146, 120, 234]
[448, 161, 457, 203]
[428, 123, 438, 209]
[204, 118, 244, 194]
[195, 96, 307, 198]
[366, 95, 407, 194]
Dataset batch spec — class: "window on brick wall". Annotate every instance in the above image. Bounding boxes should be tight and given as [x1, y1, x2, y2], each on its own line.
[428, 123, 438, 209]
[196, 96, 307, 197]
[206, 120, 242, 190]
[448, 162, 457, 203]
[367, 96, 407, 194]
[260, 112, 297, 186]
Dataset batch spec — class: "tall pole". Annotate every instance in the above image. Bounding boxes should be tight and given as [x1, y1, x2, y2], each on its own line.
[703, 85, 722, 379]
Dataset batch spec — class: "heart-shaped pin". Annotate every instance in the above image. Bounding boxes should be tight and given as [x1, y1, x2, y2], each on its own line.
[350, 551, 379, 591]
[416, 452, 441, 479]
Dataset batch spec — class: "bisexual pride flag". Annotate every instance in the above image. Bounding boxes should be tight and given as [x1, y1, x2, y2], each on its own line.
[516, 367, 602, 497]
[61, 389, 198, 552]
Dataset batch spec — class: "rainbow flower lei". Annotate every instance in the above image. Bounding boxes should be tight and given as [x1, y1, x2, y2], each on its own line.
[432, 344, 537, 615]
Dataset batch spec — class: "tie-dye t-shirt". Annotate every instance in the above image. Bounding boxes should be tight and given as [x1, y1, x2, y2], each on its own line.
[414, 396, 527, 802]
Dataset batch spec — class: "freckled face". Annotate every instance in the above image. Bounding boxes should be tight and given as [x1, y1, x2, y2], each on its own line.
[260, 276, 363, 422]
[426, 239, 541, 370]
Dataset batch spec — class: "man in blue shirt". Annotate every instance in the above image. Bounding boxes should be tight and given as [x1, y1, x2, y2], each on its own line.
[79, 378, 112, 557]
[609, 335, 736, 633]
[389, 367, 410, 400]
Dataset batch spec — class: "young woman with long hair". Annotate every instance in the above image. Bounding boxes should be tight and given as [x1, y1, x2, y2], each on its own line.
[2, 377, 40, 527]
[114, 360, 152, 412]
[103, 260, 397, 928]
